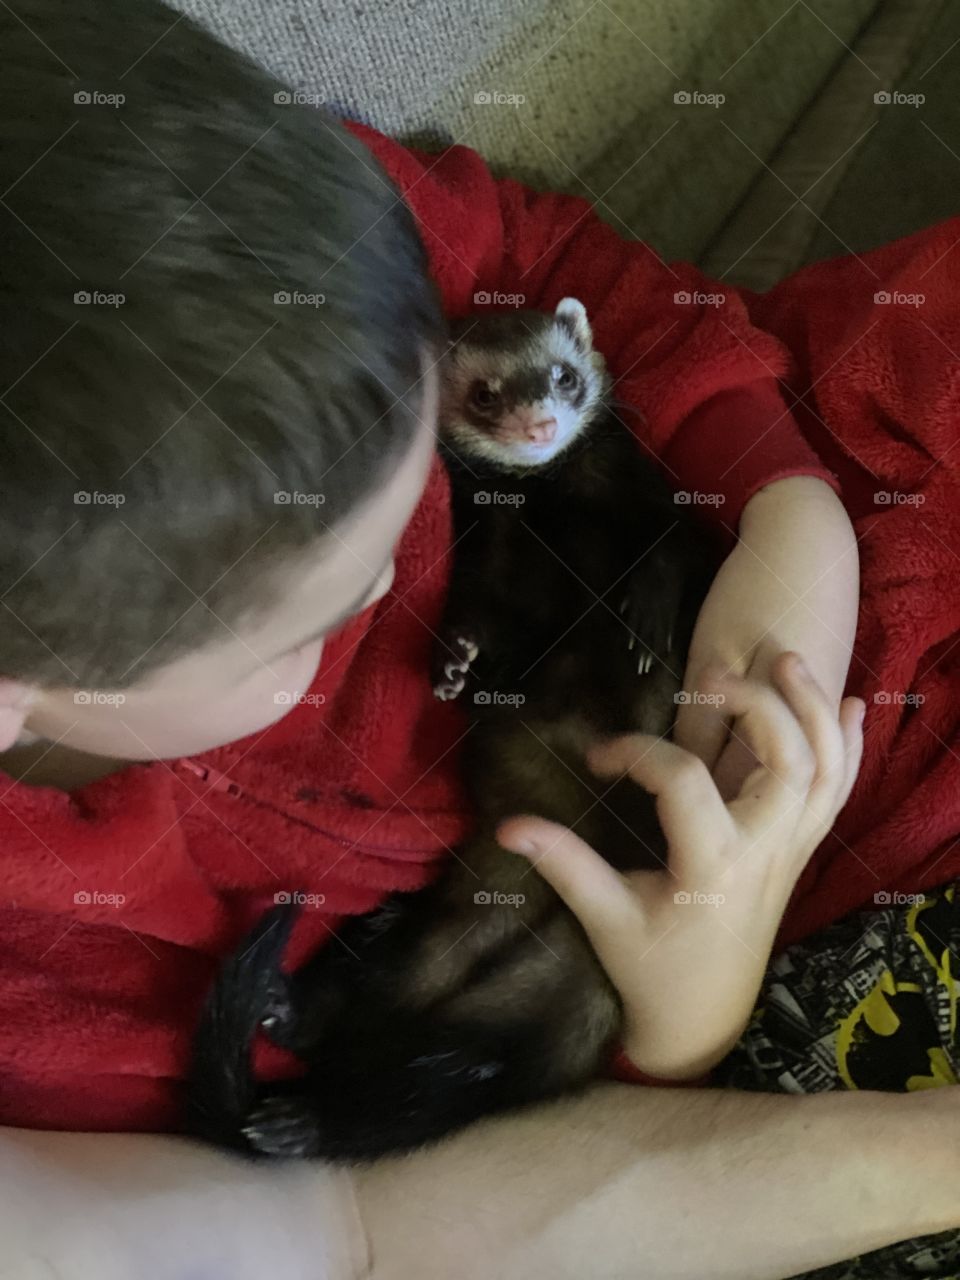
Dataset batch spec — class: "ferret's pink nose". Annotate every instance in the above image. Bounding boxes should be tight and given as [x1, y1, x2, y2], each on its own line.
[525, 417, 557, 444]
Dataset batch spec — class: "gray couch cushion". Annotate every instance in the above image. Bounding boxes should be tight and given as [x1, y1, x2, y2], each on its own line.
[172, 0, 879, 259]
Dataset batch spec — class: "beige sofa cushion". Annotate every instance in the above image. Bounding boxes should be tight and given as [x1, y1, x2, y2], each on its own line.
[175, 0, 880, 259]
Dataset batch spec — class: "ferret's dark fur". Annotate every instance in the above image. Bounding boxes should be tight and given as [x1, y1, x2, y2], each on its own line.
[187, 300, 715, 1161]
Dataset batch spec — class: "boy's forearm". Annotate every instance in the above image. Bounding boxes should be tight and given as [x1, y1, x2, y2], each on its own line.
[677, 476, 858, 778]
[738, 475, 859, 705]
[0, 1126, 366, 1280]
[2, 1083, 955, 1280]
[355, 1083, 960, 1280]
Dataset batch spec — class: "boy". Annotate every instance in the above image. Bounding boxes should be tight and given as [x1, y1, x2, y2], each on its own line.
[1, 1, 956, 1277]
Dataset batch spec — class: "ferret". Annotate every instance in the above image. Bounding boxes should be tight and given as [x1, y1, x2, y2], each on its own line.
[187, 299, 715, 1161]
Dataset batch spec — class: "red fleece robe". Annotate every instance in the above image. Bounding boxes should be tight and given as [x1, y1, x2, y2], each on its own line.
[0, 122, 927, 1133]
[746, 224, 960, 947]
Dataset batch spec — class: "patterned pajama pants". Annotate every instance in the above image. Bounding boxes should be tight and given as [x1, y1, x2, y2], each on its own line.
[715, 885, 960, 1280]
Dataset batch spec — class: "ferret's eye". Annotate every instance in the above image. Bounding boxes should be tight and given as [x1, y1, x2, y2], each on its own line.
[553, 363, 579, 392]
[470, 382, 500, 410]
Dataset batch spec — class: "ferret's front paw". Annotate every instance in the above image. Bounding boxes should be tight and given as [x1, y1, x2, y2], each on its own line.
[619, 560, 682, 676]
[432, 630, 480, 701]
[259, 974, 298, 1046]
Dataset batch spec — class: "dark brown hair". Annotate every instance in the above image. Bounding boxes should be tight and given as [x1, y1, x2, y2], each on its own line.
[0, 0, 442, 687]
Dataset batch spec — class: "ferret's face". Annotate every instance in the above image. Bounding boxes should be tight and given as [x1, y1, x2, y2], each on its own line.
[439, 302, 610, 470]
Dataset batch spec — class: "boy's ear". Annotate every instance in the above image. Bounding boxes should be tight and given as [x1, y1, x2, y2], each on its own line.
[554, 297, 592, 350]
[0, 680, 34, 753]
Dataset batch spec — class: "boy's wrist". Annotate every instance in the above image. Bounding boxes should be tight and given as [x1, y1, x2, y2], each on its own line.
[864, 1087, 960, 1240]
[0, 1128, 368, 1280]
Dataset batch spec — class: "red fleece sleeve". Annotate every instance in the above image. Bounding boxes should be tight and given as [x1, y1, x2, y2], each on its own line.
[347, 123, 836, 531]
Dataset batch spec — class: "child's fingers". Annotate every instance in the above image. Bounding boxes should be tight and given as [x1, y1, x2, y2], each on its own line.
[702, 663, 848, 849]
[587, 734, 735, 857]
[673, 687, 731, 772]
[496, 816, 636, 939]
[769, 653, 847, 798]
[764, 656, 864, 839]
[837, 695, 866, 805]
[700, 668, 818, 823]
[721, 662, 861, 848]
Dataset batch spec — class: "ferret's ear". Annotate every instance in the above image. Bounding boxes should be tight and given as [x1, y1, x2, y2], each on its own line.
[445, 318, 472, 352]
[0, 679, 34, 752]
[554, 297, 592, 350]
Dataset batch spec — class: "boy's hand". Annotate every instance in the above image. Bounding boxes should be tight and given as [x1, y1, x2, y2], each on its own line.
[497, 654, 865, 1080]
[675, 476, 859, 799]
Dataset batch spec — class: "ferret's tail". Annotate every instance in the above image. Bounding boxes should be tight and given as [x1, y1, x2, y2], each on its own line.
[236, 1002, 560, 1163]
[186, 901, 299, 1154]
[188, 899, 610, 1163]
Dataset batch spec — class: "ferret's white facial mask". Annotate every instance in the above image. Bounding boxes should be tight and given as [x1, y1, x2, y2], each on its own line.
[440, 298, 611, 471]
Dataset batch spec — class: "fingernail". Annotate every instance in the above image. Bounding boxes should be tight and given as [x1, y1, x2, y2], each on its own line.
[792, 655, 811, 680]
[501, 835, 537, 855]
[858, 702, 867, 725]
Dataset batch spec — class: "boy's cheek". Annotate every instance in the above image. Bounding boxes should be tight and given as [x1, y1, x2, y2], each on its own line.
[29, 640, 325, 762]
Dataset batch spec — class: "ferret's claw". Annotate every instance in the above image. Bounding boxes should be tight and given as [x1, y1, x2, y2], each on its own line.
[432, 631, 480, 701]
[244, 1096, 319, 1159]
[628, 634, 636, 651]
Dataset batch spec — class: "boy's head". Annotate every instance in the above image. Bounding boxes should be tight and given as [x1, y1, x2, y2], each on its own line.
[0, 0, 442, 759]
